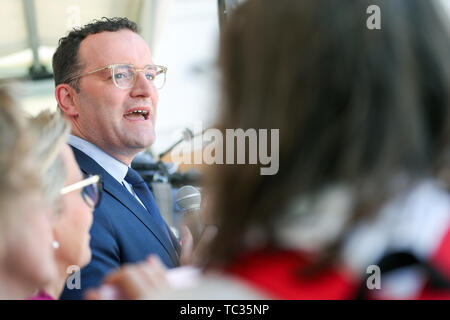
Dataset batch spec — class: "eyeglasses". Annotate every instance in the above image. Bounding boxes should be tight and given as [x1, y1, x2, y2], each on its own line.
[65, 64, 168, 90]
[61, 174, 103, 208]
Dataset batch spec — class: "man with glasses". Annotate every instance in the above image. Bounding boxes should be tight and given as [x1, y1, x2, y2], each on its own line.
[53, 17, 182, 300]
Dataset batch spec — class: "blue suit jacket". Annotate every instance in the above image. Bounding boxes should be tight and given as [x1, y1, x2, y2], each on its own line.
[60, 147, 181, 300]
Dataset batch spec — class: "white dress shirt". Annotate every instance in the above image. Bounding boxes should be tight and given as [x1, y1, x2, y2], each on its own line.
[68, 134, 146, 208]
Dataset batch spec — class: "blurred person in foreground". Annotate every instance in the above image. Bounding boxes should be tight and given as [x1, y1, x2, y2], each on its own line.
[0, 89, 57, 299]
[88, 0, 450, 299]
[28, 112, 102, 299]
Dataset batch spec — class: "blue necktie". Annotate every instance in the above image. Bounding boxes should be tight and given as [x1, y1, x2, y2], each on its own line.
[124, 167, 172, 242]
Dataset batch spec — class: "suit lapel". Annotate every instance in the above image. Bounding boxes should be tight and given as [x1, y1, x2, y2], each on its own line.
[71, 146, 179, 266]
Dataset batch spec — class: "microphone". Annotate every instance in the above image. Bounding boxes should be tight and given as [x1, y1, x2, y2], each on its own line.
[176, 185, 202, 244]
[130, 162, 161, 171]
[158, 128, 194, 160]
[176, 185, 201, 210]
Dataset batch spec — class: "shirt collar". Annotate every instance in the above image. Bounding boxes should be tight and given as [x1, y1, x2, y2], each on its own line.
[68, 134, 129, 184]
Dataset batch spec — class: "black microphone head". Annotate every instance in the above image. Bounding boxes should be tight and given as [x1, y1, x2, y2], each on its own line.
[176, 185, 201, 211]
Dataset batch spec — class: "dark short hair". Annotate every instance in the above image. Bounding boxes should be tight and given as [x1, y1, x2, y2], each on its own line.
[52, 17, 138, 92]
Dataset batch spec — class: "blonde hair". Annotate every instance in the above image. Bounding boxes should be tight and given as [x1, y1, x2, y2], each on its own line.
[29, 110, 71, 208]
[0, 87, 41, 231]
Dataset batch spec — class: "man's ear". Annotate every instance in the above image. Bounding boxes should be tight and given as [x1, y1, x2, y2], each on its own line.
[55, 84, 79, 117]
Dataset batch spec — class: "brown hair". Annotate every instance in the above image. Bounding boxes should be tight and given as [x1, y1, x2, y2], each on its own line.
[204, 0, 450, 270]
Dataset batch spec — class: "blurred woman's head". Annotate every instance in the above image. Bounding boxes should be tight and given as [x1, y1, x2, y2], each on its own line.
[31, 111, 94, 274]
[206, 0, 450, 266]
[0, 88, 57, 298]
[55, 144, 95, 269]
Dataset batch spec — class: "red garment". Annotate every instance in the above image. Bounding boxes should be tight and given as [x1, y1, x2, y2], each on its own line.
[225, 245, 450, 300]
[430, 228, 450, 279]
[225, 183, 450, 300]
[225, 249, 359, 299]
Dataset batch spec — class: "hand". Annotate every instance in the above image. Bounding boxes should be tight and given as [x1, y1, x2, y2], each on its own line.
[85, 255, 169, 300]
[179, 224, 218, 266]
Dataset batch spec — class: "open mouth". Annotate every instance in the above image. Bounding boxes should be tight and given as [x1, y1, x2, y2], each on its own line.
[123, 109, 150, 121]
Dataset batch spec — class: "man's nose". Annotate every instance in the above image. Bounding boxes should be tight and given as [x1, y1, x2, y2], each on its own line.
[130, 71, 154, 98]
